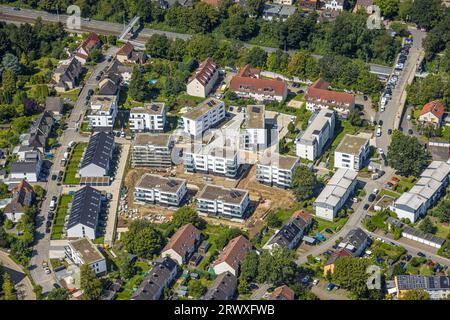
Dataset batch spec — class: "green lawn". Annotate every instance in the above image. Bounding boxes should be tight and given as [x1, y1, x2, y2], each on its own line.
[51, 195, 74, 240]
[57, 88, 81, 102]
[371, 240, 406, 263]
[116, 262, 153, 300]
[314, 216, 349, 233]
[435, 222, 450, 239]
[63, 143, 87, 185]
[379, 189, 401, 199]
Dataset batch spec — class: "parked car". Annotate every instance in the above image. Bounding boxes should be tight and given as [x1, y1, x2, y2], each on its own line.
[368, 194, 376, 202]
[363, 203, 370, 210]
[324, 228, 333, 234]
[387, 129, 392, 135]
[417, 252, 426, 258]
[312, 279, 319, 286]
[327, 283, 335, 291]
[408, 129, 413, 135]
[51, 174, 57, 181]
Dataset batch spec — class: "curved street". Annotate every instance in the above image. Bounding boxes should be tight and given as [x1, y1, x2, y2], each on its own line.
[0, 250, 36, 300]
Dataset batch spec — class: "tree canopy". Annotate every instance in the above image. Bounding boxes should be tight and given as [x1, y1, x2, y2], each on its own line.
[121, 220, 165, 259]
[292, 165, 320, 201]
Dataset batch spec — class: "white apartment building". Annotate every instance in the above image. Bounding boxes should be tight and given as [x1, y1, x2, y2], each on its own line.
[197, 184, 250, 220]
[186, 57, 219, 98]
[129, 102, 166, 132]
[272, 0, 295, 5]
[132, 133, 173, 168]
[256, 151, 300, 188]
[334, 134, 371, 171]
[242, 105, 266, 151]
[296, 109, 336, 161]
[182, 98, 226, 136]
[314, 169, 358, 221]
[184, 144, 240, 178]
[134, 174, 187, 207]
[390, 161, 450, 223]
[88, 95, 118, 130]
[65, 238, 107, 275]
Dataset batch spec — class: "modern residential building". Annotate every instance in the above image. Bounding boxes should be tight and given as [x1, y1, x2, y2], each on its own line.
[182, 98, 226, 136]
[270, 285, 295, 300]
[45, 97, 64, 116]
[132, 257, 178, 300]
[75, 32, 102, 64]
[241, 105, 267, 151]
[230, 65, 287, 102]
[67, 186, 102, 240]
[186, 57, 219, 98]
[88, 95, 118, 131]
[129, 103, 166, 132]
[419, 100, 445, 128]
[213, 235, 252, 276]
[256, 151, 300, 188]
[134, 174, 187, 207]
[3, 180, 34, 223]
[390, 161, 450, 223]
[262, 4, 297, 21]
[337, 228, 370, 257]
[334, 134, 371, 171]
[184, 144, 240, 178]
[324, 0, 345, 11]
[131, 134, 173, 168]
[395, 275, 450, 300]
[203, 272, 237, 300]
[50, 57, 83, 92]
[27, 111, 54, 153]
[264, 209, 313, 251]
[65, 238, 107, 275]
[295, 109, 336, 161]
[314, 168, 358, 221]
[305, 79, 355, 118]
[196, 184, 250, 220]
[79, 132, 115, 178]
[161, 223, 201, 265]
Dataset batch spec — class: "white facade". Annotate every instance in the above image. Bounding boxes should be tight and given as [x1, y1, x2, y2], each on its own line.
[184, 146, 240, 178]
[134, 174, 188, 207]
[334, 134, 371, 171]
[186, 58, 219, 98]
[242, 105, 266, 151]
[213, 262, 238, 276]
[88, 95, 118, 129]
[314, 169, 358, 221]
[296, 109, 336, 161]
[256, 153, 299, 188]
[197, 185, 250, 220]
[182, 98, 226, 136]
[325, 0, 344, 11]
[67, 223, 96, 240]
[160, 249, 184, 266]
[129, 103, 166, 132]
[65, 239, 107, 275]
[273, 0, 294, 5]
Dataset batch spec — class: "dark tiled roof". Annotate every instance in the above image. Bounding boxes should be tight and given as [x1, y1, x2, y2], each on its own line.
[10, 161, 38, 174]
[203, 272, 237, 300]
[67, 186, 102, 230]
[81, 132, 115, 171]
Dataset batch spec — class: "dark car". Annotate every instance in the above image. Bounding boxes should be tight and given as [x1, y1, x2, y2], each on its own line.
[13, 6, 21, 10]
[378, 120, 383, 126]
[52, 196, 57, 202]
[51, 174, 57, 181]
[292, 82, 300, 88]
[404, 254, 412, 261]
[324, 228, 333, 234]
[363, 95, 368, 101]
[46, 220, 52, 228]
[95, 75, 101, 81]
[53, 283, 61, 289]
[368, 194, 376, 202]
[45, 227, 51, 234]
[408, 129, 413, 135]
[387, 129, 392, 135]
[417, 252, 426, 258]
[107, 55, 113, 62]
[363, 203, 370, 210]
[88, 89, 94, 96]
[48, 212, 54, 220]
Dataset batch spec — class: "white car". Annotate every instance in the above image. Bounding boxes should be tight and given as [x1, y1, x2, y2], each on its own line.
[312, 279, 319, 286]
[376, 126, 382, 136]
[378, 148, 384, 154]
[380, 105, 385, 112]
[372, 188, 379, 195]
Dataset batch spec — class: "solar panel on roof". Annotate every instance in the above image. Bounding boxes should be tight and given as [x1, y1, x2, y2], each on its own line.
[230, 191, 241, 198]
[150, 105, 159, 111]
[252, 106, 260, 113]
[167, 180, 177, 187]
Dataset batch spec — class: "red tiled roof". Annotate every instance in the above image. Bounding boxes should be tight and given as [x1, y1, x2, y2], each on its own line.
[291, 209, 313, 224]
[77, 32, 101, 55]
[238, 64, 260, 78]
[13, 179, 34, 194]
[117, 42, 134, 57]
[420, 100, 445, 119]
[188, 57, 218, 86]
[230, 76, 287, 98]
[306, 79, 354, 107]
[162, 223, 200, 258]
[325, 248, 353, 266]
[213, 235, 252, 272]
[271, 285, 295, 300]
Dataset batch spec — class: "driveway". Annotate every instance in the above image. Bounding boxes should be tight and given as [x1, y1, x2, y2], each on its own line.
[0, 250, 36, 300]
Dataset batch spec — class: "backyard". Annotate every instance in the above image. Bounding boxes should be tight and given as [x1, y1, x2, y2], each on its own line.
[63, 143, 87, 185]
[51, 194, 74, 240]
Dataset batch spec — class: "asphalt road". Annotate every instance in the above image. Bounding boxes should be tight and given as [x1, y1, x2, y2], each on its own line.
[0, 250, 36, 300]
[375, 28, 426, 152]
[28, 47, 118, 293]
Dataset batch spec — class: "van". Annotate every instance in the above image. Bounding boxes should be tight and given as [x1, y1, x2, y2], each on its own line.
[68, 141, 75, 148]
[49, 199, 56, 211]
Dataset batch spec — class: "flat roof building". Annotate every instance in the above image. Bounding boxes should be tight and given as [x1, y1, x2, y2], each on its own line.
[132, 134, 173, 168]
[182, 98, 226, 136]
[395, 275, 450, 300]
[334, 134, 371, 171]
[134, 174, 187, 207]
[256, 151, 300, 188]
[129, 103, 166, 133]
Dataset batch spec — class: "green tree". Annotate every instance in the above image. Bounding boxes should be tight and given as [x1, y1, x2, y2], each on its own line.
[287, 50, 319, 80]
[128, 67, 148, 102]
[432, 199, 450, 223]
[118, 255, 137, 280]
[2, 69, 16, 95]
[374, 0, 399, 19]
[146, 34, 169, 59]
[418, 217, 436, 234]
[122, 220, 164, 259]
[171, 206, 203, 229]
[240, 251, 259, 282]
[88, 48, 103, 63]
[80, 264, 102, 300]
[257, 247, 297, 286]
[46, 287, 69, 300]
[408, 0, 444, 30]
[266, 212, 282, 229]
[400, 289, 430, 300]
[332, 257, 373, 298]
[348, 108, 365, 127]
[238, 277, 249, 295]
[2, 272, 17, 300]
[188, 279, 207, 299]
[1, 53, 21, 75]
[292, 165, 319, 201]
[387, 131, 429, 177]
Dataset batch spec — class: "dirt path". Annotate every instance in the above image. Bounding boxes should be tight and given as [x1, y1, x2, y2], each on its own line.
[0, 250, 36, 300]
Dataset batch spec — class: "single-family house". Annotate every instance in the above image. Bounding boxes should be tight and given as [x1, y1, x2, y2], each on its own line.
[161, 223, 201, 265]
[213, 235, 252, 276]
